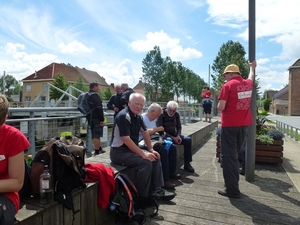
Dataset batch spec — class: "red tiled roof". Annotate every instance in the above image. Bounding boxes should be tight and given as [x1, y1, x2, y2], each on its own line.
[22, 63, 109, 86]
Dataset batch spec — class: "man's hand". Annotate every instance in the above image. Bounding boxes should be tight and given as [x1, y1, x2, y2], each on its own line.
[142, 150, 159, 162]
[100, 121, 105, 127]
[114, 107, 119, 112]
[172, 135, 182, 144]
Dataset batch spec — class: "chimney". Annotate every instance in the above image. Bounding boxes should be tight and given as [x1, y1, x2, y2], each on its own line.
[34, 70, 37, 78]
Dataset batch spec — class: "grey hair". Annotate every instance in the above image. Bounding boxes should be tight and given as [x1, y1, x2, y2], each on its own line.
[147, 103, 162, 112]
[166, 101, 178, 109]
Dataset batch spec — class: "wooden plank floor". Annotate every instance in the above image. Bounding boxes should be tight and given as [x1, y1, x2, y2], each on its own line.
[102, 135, 300, 225]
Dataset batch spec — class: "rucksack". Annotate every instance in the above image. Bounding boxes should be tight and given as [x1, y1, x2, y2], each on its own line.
[109, 173, 159, 225]
[30, 137, 87, 224]
[18, 159, 31, 199]
[77, 92, 97, 115]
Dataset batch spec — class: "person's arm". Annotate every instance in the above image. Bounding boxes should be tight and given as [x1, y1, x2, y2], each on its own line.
[218, 100, 226, 111]
[147, 126, 164, 136]
[106, 95, 115, 110]
[0, 151, 25, 192]
[248, 60, 257, 81]
[176, 112, 182, 135]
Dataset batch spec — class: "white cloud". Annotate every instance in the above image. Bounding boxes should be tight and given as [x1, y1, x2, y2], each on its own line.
[170, 46, 202, 61]
[58, 40, 94, 55]
[89, 59, 141, 88]
[130, 31, 180, 52]
[130, 30, 202, 61]
[0, 43, 58, 81]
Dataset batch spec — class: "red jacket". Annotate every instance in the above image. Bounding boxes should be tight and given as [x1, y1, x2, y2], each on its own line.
[85, 163, 115, 208]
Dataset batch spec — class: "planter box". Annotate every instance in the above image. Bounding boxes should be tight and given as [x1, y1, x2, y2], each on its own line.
[216, 136, 284, 164]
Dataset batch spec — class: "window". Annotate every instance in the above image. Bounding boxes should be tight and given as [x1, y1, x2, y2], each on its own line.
[40, 96, 46, 101]
[25, 84, 31, 92]
[25, 96, 31, 101]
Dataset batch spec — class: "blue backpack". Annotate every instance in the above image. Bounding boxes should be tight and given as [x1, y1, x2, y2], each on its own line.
[77, 92, 97, 115]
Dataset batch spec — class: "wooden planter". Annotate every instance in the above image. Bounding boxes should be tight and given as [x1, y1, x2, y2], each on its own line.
[216, 136, 284, 164]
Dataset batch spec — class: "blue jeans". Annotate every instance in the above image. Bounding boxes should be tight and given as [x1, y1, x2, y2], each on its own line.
[160, 144, 177, 180]
[169, 135, 192, 164]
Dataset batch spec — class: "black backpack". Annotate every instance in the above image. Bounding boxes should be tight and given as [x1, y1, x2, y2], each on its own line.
[30, 137, 87, 224]
[109, 173, 159, 225]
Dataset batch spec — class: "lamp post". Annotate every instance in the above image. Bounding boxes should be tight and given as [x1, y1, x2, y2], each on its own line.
[246, 0, 256, 182]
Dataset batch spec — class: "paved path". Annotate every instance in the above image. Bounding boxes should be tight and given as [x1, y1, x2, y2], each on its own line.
[103, 121, 300, 225]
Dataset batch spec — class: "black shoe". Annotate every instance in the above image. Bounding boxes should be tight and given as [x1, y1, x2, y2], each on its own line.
[218, 188, 240, 198]
[184, 163, 195, 173]
[170, 173, 181, 179]
[240, 168, 245, 175]
[94, 150, 100, 155]
[164, 180, 175, 190]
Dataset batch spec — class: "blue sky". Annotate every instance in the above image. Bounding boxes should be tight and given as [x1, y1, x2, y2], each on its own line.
[1, 0, 299, 95]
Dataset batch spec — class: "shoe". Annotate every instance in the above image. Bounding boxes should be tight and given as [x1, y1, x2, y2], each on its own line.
[170, 173, 181, 179]
[94, 150, 100, 155]
[218, 188, 240, 198]
[151, 188, 176, 201]
[240, 168, 245, 175]
[184, 163, 195, 173]
[164, 180, 175, 190]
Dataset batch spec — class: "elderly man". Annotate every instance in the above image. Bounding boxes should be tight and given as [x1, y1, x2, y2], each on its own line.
[138, 103, 180, 190]
[110, 93, 175, 199]
[156, 101, 194, 173]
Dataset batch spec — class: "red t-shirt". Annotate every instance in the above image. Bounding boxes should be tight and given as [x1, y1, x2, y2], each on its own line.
[202, 91, 212, 99]
[0, 124, 30, 213]
[218, 76, 253, 127]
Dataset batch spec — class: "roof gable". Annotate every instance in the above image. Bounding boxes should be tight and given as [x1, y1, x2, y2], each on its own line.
[22, 63, 109, 86]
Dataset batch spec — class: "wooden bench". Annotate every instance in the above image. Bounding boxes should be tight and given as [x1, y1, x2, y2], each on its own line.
[15, 120, 218, 225]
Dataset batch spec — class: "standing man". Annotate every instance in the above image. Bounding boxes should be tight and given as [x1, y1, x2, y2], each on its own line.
[156, 101, 194, 173]
[217, 60, 257, 198]
[106, 84, 122, 118]
[87, 82, 105, 155]
[110, 93, 175, 199]
[120, 83, 134, 109]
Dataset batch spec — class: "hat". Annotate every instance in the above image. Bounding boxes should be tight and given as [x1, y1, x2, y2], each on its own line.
[222, 64, 241, 75]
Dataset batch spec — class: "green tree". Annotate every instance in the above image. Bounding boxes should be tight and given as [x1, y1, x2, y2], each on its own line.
[263, 98, 272, 111]
[50, 73, 70, 100]
[73, 76, 89, 97]
[211, 40, 260, 99]
[142, 46, 164, 101]
[0, 74, 22, 98]
[211, 40, 248, 93]
[101, 87, 112, 100]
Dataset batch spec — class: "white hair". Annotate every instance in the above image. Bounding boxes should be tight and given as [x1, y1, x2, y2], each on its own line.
[166, 101, 178, 109]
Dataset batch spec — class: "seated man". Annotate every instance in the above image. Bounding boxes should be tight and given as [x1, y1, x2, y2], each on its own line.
[156, 101, 195, 173]
[110, 93, 175, 199]
[138, 103, 181, 190]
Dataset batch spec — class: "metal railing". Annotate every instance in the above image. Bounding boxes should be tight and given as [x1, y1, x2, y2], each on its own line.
[6, 105, 202, 158]
[276, 121, 299, 141]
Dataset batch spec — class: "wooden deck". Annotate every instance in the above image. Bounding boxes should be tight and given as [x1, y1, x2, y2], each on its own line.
[103, 134, 300, 224]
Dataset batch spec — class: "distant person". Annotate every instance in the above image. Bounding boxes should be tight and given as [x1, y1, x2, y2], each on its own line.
[110, 93, 175, 199]
[120, 83, 134, 108]
[217, 60, 256, 198]
[156, 101, 195, 173]
[138, 103, 180, 190]
[87, 82, 105, 155]
[106, 84, 123, 118]
[202, 86, 213, 122]
[0, 94, 30, 224]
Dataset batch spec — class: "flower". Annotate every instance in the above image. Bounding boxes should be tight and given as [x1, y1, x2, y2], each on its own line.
[267, 129, 285, 140]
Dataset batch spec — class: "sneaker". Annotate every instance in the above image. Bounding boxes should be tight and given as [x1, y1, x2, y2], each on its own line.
[151, 188, 176, 201]
[184, 163, 195, 173]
